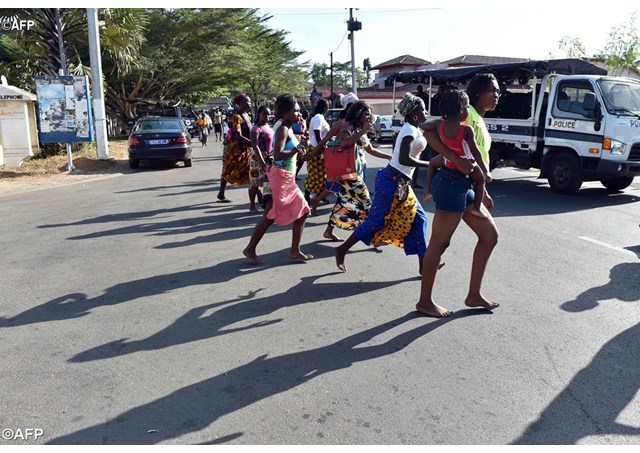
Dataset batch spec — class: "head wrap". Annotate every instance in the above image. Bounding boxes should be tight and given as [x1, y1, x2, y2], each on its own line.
[232, 93, 248, 106]
[340, 92, 359, 107]
[398, 92, 425, 118]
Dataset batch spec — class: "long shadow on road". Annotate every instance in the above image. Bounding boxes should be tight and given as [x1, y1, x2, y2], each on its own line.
[0, 242, 371, 329]
[485, 175, 640, 218]
[0, 253, 273, 329]
[69, 272, 417, 363]
[513, 321, 640, 444]
[514, 261, 640, 444]
[49, 310, 488, 445]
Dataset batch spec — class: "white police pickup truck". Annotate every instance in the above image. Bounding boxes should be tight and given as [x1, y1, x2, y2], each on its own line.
[486, 72, 640, 193]
[388, 59, 640, 193]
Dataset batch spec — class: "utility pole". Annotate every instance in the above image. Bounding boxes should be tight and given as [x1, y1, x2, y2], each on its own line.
[87, 8, 110, 160]
[347, 8, 361, 95]
[330, 52, 334, 107]
[55, 8, 75, 171]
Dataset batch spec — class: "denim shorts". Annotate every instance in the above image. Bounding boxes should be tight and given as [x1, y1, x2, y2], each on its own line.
[431, 167, 475, 212]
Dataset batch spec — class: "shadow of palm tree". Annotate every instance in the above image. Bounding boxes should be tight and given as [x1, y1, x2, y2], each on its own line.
[49, 310, 487, 445]
[513, 321, 640, 444]
[69, 273, 417, 362]
[561, 262, 640, 312]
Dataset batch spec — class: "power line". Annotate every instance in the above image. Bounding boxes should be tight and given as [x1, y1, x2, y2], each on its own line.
[332, 31, 348, 54]
[267, 8, 439, 16]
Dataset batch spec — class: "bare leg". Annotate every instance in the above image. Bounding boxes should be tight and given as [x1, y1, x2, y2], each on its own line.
[470, 169, 487, 219]
[323, 224, 343, 242]
[462, 207, 499, 310]
[334, 232, 361, 272]
[243, 200, 274, 265]
[416, 210, 462, 317]
[290, 214, 313, 261]
[248, 186, 260, 213]
[310, 190, 331, 215]
[217, 178, 229, 202]
[424, 155, 444, 202]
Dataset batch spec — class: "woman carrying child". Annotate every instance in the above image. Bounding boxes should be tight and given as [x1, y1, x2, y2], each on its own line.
[416, 73, 501, 318]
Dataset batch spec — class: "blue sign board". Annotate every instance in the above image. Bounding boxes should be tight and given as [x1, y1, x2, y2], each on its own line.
[34, 75, 94, 143]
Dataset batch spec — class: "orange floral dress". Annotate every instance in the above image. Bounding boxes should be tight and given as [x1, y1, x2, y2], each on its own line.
[221, 113, 251, 186]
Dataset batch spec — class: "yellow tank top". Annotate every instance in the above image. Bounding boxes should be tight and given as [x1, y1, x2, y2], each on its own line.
[465, 105, 491, 166]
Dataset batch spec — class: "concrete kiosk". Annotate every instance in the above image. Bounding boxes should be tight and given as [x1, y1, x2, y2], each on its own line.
[0, 80, 40, 167]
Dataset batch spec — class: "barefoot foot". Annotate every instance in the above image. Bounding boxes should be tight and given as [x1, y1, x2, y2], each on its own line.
[464, 295, 499, 310]
[415, 302, 454, 318]
[323, 231, 344, 242]
[334, 246, 347, 272]
[289, 252, 314, 261]
[243, 248, 263, 265]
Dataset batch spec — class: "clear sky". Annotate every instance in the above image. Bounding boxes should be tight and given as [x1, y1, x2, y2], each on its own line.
[257, 2, 640, 72]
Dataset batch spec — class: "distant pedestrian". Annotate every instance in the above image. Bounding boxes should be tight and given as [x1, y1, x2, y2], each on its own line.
[213, 108, 223, 141]
[249, 106, 274, 213]
[217, 94, 253, 204]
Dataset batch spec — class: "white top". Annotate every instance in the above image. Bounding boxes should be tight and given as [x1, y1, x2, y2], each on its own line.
[309, 113, 330, 147]
[390, 122, 427, 178]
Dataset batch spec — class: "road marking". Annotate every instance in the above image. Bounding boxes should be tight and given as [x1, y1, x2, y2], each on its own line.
[578, 236, 638, 258]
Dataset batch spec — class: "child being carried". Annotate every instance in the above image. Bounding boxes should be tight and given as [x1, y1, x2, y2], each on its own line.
[424, 89, 491, 219]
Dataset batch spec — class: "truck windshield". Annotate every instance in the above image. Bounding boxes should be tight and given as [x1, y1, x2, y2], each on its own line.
[598, 79, 640, 116]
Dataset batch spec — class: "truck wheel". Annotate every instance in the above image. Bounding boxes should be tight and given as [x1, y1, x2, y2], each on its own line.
[183, 158, 192, 167]
[600, 176, 634, 191]
[548, 153, 582, 194]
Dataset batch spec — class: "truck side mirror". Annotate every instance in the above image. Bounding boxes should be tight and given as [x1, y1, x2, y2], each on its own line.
[583, 92, 596, 111]
[582, 92, 603, 123]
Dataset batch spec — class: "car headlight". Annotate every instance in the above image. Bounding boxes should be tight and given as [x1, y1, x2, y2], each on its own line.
[602, 138, 625, 155]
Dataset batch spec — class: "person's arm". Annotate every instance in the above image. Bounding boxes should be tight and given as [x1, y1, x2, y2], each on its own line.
[464, 126, 491, 183]
[397, 135, 429, 168]
[315, 120, 343, 151]
[421, 120, 474, 174]
[250, 128, 267, 168]
[338, 124, 368, 149]
[362, 139, 391, 160]
[232, 114, 252, 146]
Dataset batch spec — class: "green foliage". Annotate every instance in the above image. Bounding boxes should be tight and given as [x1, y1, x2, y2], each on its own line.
[558, 14, 640, 76]
[309, 60, 368, 89]
[602, 13, 640, 76]
[0, 8, 312, 127]
[559, 36, 586, 59]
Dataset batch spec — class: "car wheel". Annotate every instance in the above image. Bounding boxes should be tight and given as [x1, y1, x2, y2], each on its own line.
[184, 158, 192, 167]
[548, 153, 582, 194]
[129, 159, 140, 169]
[600, 176, 634, 191]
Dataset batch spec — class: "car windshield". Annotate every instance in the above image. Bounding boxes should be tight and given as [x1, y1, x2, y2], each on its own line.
[134, 119, 183, 132]
[598, 79, 640, 116]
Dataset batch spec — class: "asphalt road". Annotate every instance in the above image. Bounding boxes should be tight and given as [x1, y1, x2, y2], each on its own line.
[1, 139, 639, 445]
